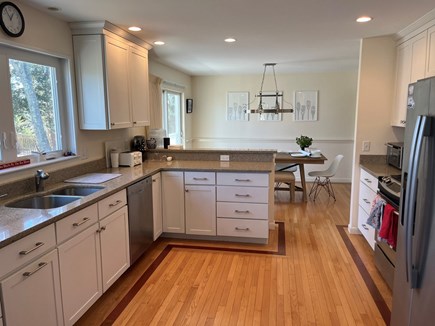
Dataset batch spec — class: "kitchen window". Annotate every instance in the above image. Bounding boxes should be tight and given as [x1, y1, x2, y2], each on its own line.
[162, 89, 183, 145]
[0, 44, 75, 165]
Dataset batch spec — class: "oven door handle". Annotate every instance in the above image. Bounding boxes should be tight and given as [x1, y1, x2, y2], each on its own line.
[404, 115, 430, 289]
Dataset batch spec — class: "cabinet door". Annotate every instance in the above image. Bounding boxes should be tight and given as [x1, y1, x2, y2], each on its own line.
[152, 173, 163, 240]
[162, 171, 185, 233]
[58, 223, 102, 326]
[392, 41, 412, 127]
[1, 249, 63, 326]
[129, 46, 150, 126]
[105, 36, 131, 129]
[185, 185, 216, 236]
[427, 25, 435, 77]
[410, 31, 427, 82]
[99, 205, 130, 292]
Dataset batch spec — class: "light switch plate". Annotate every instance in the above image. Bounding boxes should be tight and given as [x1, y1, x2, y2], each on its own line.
[220, 155, 230, 161]
[362, 141, 370, 152]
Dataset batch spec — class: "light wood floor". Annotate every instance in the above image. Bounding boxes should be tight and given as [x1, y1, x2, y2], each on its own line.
[77, 183, 392, 326]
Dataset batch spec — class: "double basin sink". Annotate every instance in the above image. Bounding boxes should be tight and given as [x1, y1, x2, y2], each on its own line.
[6, 186, 105, 209]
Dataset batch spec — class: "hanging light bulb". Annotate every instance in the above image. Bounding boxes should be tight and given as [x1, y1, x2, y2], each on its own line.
[249, 63, 293, 114]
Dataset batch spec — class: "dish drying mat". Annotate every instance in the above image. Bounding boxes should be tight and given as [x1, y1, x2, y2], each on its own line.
[64, 173, 122, 184]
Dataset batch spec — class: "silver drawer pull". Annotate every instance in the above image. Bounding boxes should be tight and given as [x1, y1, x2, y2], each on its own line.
[19, 242, 44, 255]
[96, 226, 106, 233]
[362, 224, 369, 231]
[235, 210, 250, 214]
[73, 217, 91, 227]
[235, 194, 250, 197]
[109, 200, 122, 207]
[363, 199, 370, 204]
[23, 262, 47, 277]
[235, 227, 250, 231]
[193, 177, 208, 180]
[235, 179, 251, 182]
[364, 178, 372, 183]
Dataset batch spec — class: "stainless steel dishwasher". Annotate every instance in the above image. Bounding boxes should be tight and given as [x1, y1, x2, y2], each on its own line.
[127, 177, 153, 265]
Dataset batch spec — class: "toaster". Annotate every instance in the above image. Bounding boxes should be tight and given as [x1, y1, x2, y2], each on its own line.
[119, 151, 142, 167]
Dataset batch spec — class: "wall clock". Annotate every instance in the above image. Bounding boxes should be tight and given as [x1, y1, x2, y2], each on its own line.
[0, 2, 25, 37]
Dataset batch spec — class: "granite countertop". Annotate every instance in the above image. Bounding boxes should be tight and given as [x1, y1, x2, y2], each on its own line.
[360, 161, 401, 178]
[0, 159, 274, 249]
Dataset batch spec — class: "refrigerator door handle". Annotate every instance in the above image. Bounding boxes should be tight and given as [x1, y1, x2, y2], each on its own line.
[405, 115, 431, 289]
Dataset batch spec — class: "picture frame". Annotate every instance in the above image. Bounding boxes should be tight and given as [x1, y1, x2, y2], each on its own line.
[258, 91, 283, 121]
[186, 98, 193, 113]
[294, 90, 318, 121]
[227, 91, 249, 121]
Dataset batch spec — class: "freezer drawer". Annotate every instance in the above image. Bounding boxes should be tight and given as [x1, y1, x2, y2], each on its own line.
[374, 244, 395, 289]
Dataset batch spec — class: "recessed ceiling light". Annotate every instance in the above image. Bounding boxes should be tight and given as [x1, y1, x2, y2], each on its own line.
[128, 26, 142, 32]
[153, 41, 165, 45]
[224, 38, 236, 43]
[356, 16, 372, 23]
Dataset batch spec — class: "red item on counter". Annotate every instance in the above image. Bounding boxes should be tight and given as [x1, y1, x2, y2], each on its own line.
[379, 203, 399, 249]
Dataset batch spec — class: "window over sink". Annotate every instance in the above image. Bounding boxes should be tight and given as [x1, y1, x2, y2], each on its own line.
[0, 44, 76, 166]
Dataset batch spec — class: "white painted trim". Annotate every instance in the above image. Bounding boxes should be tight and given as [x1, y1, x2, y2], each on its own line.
[348, 225, 361, 235]
[395, 9, 435, 43]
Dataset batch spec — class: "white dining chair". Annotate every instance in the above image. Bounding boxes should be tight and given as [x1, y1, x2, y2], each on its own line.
[308, 154, 343, 201]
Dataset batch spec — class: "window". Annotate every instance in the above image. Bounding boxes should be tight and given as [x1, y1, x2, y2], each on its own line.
[0, 44, 73, 164]
[162, 89, 183, 145]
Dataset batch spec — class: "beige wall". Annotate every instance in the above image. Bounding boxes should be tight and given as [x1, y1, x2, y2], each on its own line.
[348, 36, 405, 232]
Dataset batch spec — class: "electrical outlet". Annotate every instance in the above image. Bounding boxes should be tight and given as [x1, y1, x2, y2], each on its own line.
[362, 141, 370, 152]
[220, 155, 230, 161]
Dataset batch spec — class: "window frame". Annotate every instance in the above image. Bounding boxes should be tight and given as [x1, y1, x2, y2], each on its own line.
[0, 43, 75, 166]
[162, 88, 183, 145]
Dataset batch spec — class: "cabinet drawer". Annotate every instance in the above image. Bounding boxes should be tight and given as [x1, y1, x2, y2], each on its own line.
[217, 186, 268, 203]
[56, 204, 98, 244]
[357, 206, 375, 250]
[360, 169, 378, 192]
[0, 224, 56, 278]
[185, 172, 216, 185]
[217, 218, 268, 238]
[217, 173, 268, 187]
[98, 189, 127, 219]
[359, 182, 377, 215]
[217, 202, 268, 220]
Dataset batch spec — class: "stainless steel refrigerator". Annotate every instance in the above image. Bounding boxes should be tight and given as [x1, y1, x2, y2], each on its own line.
[391, 76, 435, 325]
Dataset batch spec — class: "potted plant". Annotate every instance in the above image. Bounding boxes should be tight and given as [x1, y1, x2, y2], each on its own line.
[296, 135, 313, 150]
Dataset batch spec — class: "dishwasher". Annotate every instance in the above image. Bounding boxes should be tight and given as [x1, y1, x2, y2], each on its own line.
[127, 177, 153, 265]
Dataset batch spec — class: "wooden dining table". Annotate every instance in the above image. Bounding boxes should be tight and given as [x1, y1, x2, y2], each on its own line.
[275, 152, 327, 202]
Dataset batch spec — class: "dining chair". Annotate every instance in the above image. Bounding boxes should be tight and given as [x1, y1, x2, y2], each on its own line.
[274, 164, 298, 201]
[308, 154, 343, 201]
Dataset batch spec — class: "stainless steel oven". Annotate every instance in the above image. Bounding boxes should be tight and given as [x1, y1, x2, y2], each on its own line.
[375, 175, 401, 289]
[386, 142, 404, 170]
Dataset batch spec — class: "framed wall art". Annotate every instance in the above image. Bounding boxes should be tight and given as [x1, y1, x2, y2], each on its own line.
[258, 91, 283, 121]
[227, 91, 249, 121]
[294, 90, 318, 121]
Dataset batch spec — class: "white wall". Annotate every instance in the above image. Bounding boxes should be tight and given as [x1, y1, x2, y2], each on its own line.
[190, 71, 358, 182]
[348, 36, 405, 233]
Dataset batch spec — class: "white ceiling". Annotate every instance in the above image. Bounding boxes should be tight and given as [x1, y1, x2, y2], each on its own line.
[20, 0, 435, 76]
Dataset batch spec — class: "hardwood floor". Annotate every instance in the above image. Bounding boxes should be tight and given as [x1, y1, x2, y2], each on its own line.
[77, 183, 392, 326]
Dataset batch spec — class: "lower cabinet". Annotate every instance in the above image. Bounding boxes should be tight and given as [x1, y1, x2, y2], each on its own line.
[152, 172, 163, 240]
[185, 185, 216, 236]
[1, 249, 63, 326]
[162, 171, 185, 233]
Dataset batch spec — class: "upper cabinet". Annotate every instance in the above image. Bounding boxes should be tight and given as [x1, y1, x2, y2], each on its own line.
[392, 20, 435, 128]
[71, 21, 152, 130]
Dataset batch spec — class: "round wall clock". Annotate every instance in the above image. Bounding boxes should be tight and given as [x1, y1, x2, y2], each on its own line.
[0, 2, 25, 37]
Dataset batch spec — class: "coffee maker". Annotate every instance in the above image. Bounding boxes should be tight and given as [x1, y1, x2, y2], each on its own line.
[131, 135, 146, 161]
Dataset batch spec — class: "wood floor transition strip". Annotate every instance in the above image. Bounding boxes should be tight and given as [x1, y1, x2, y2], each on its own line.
[102, 221, 285, 325]
[336, 225, 391, 325]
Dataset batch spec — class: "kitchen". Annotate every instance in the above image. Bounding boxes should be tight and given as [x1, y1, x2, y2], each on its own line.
[1, 0, 435, 325]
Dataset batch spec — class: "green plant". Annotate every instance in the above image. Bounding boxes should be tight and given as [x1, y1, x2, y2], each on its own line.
[296, 135, 313, 149]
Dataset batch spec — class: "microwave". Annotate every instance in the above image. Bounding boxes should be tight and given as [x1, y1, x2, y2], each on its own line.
[386, 142, 404, 170]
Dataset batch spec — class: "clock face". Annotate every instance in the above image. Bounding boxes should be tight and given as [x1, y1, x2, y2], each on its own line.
[0, 2, 25, 37]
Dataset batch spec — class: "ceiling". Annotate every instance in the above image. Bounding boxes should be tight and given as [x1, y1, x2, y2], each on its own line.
[20, 0, 435, 76]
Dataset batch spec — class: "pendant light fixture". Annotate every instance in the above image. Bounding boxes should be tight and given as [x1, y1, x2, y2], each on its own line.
[249, 63, 294, 114]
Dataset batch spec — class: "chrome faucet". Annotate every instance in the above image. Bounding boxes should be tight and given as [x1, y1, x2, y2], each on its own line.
[35, 169, 50, 192]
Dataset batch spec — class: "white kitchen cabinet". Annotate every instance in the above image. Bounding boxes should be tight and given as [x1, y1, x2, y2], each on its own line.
[58, 223, 102, 326]
[392, 31, 427, 127]
[152, 173, 163, 240]
[99, 205, 130, 292]
[73, 31, 150, 130]
[162, 171, 185, 233]
[427, 25, 435, 77]
[357, 168, 378, 250]
[185, 172, 216, 236]
[1, 249, 63, 326]
[216, 172, 269, 240]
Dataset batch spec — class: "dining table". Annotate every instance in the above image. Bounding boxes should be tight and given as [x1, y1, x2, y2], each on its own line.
[275, 152, 327, 202]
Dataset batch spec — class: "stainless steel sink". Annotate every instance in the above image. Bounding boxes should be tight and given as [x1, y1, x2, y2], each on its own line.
[51, 186, 104, 196]
[6, 195, 82, 209]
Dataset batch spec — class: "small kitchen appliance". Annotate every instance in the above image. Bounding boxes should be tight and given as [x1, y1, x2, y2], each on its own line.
[119, 151, 142, 167]
[386, 142, 404, 170]
[132, 135, 146, 160]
